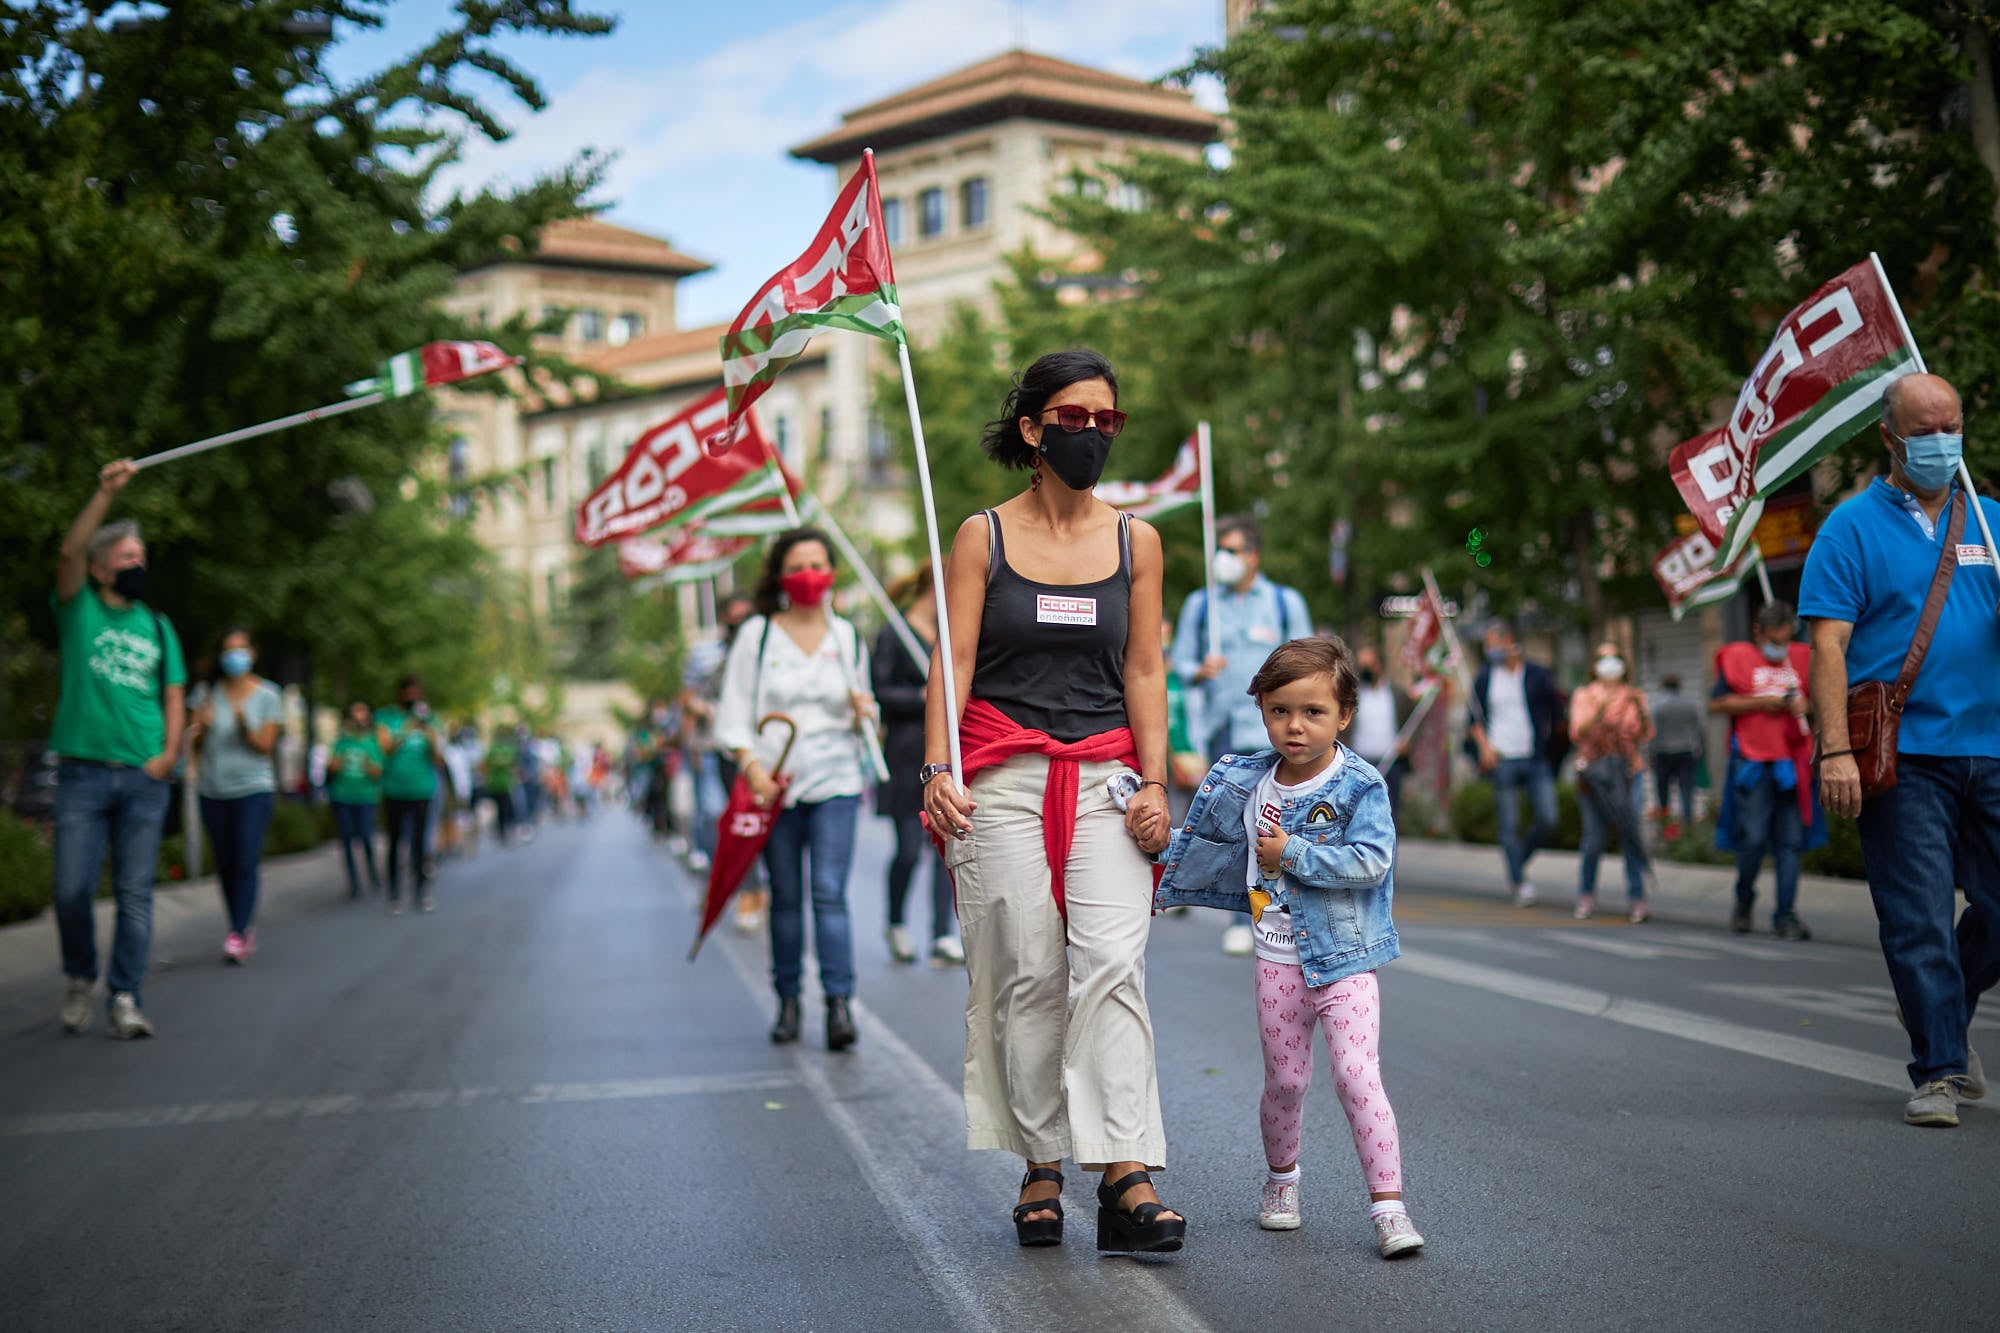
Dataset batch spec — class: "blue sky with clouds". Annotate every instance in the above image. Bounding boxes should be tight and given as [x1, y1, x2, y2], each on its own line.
[325, 1, 1224, 327]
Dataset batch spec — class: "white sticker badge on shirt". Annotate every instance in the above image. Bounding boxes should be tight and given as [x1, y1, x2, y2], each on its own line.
[1036, 594, 1097, 626]
[1959, 544, 1997, 568]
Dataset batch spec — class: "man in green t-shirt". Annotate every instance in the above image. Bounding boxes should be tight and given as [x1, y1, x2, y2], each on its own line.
[51, 459, 187, 1040]
[375, 675, 440, 912]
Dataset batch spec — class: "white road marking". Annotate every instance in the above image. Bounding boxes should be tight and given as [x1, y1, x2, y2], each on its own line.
[693, 890, 1215, 1333]
[0, 1071, 798, 1138]
[1398, 950, 1917, 1091]
[1542, 932, 1717, 961]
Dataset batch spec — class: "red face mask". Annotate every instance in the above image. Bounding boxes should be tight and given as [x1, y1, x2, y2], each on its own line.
[781, 568, 835, 608]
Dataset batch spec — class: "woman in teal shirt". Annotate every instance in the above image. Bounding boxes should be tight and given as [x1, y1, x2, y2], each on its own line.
[375, 674, 440, 914]
[327, 701, 385, 898]
[190, 628, 283, 964]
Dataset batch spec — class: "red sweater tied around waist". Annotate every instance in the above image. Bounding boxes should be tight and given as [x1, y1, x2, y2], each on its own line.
[929, 698, 1145, 918]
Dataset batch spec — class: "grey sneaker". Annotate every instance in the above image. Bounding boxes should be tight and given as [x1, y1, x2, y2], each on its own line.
[61, 978, 94, 1033]
[107, 992, 154, 1040]
[1905, 1079, 1960, 1127]
[1964, 1047, 1988, 1102]
[1772, 912, 1812, 942]
[1259, 1176, 1301, 1230]
[1373, 1209, 1426, 1258]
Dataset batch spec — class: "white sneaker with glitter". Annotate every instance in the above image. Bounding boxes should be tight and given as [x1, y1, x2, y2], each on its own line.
[1259, 1176, 1301, 1231]
[1373, 1209, 1425, 1258]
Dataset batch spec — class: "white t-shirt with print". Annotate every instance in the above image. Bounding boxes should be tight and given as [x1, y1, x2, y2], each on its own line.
[1243, 752, 1345, 965]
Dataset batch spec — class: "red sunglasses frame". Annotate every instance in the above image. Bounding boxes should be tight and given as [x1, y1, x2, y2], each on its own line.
[1040, 404, 1128, 439]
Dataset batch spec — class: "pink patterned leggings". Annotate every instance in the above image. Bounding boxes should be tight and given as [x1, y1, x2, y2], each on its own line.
[1255, 962, 1403, 1195]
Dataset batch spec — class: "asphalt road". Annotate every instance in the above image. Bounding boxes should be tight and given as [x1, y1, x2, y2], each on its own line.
[3, 808, 1995, 1332]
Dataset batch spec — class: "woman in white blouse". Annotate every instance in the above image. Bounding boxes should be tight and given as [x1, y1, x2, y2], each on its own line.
[714, 527, 879, 1051]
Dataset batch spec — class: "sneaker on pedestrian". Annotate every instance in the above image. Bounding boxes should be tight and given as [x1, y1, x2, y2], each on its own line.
[1628, 899, 1650, 925]
[1962, 1047, 1988, 1102]
[686, 848, 711, 873]
[388, 899, 403, 917]
[1572, 894, 1595, 921]
[887, 924, 917, 964]
[1222, 924, 1255, 957]
[419, 896, 435, 914]
[223, 932, 247, 965]
[1372, 1208, 1425, 1258]
[61, 978, 94, 1034]
[1259, 1175, 1301, 1231]
[1773, 912, 1812, 942]
[107, 992, 154, 1040]
[1905, 1079, 1961, 1127]
[1730, 903, 1753, 934]
[1513, 881, 1538, 908]
[930, 935, 966, 967]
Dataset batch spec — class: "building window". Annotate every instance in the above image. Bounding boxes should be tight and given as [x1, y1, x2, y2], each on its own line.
[608, 311, 644, 347]
[542, 456, 557, 508]
[447, 436, 471, 518]
[917, 187, 944, 238]
[881, 197, 903, 245]
[576, 308, 605, 343]
[960, 176, 989, 229]
[818, 406, 834, 462]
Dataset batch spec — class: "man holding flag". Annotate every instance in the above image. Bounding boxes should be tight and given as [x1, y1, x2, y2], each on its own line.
[1800, 371, 2000, 1128]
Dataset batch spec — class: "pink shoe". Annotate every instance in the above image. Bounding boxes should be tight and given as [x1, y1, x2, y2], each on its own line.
[223, 932, 247, 964]
[243, 929, 257, 955]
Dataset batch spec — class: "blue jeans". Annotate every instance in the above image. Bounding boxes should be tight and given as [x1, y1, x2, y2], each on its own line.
[1579, 770, 1649, 900]
[54, 760, 170, 1003]
[384, 797, 431, 901]
[332, 800, 381, 893]
[887, 813, 954, 940]
[1732, 767, 1803, 923]
[763, 795, 860, 999]
[1653, 752, 1697, 824]
[199, 791, 275, 935]
[691, 751, 725, 859]
[1491, 757, 1556, 887]
[1857, 755, 2000, 1086]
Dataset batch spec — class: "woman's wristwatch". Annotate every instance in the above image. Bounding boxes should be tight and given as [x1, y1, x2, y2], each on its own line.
[919, 762, 954, 787]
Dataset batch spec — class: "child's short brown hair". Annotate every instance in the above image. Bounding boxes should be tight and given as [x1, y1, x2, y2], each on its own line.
[1247, 636, 1360, 718]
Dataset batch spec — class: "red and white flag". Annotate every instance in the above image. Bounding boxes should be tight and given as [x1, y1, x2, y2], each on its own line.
[1095, 437, 1200, 518]
[619, 527, 753, 583]
[348, 341, 519, 398]
[1397, 583, 1444, 678]
[575, 388, 798, 548]
[1652, 529, 1764, 622]
[714, 150, 903, 455]
[1669, 258, 1918, 570]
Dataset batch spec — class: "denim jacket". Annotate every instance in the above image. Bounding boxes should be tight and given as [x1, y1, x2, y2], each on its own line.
[1155, 746, 1400, 987]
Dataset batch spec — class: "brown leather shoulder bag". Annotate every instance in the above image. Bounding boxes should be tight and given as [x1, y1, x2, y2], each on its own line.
[1840, 493, 1964, 795]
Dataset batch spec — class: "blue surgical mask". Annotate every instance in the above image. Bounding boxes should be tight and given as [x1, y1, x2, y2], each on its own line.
[1897, 431, 1963, 492]
[1760, 641, 1787, 663]
[1485, 648, 1507, 665]
[220, 648, 253, 677]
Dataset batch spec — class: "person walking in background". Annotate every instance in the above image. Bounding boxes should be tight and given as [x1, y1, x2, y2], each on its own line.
[1345, 644, 1409, 820]
[481, 725, 520, 847]
[872, 564, 963, 967]
[1172, 515, 1311, 957]
[1711, 601, 1821, 941]
[1801, 371, 2000, 1128]
[716, 527, 879, 1051]
[50, 459, 186, 1038]
[922, 348, 1183, 1252]
[327, 701, 384, 898]
[1466, 620, 1561, 907]
[1568, 642, 1655, 923]
[376, 675, 439, 915]
[188, 629, 282, 963]
[515, 723, 542, 831]
[1647, 673, 1704, 835]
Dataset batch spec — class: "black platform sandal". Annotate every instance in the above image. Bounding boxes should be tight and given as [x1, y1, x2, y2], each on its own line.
[1012, 1167, 1064, 1247]
[1095, 1170, 1186, 1254]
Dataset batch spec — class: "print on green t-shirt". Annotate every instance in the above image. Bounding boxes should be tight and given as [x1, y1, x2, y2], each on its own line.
[327, 732, 386, 805]
[49, 584, 187, 767]
[376, 705, 438, 801]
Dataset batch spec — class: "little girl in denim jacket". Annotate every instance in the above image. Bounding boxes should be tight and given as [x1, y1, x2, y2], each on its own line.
[1155, 636, 1424, 1258]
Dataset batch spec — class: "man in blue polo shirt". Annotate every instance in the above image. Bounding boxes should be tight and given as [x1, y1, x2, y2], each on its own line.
[1801, 371, 2000, 1129]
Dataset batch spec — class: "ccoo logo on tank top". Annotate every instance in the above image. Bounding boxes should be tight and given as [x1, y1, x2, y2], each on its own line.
[1036, 594, 1098, 627]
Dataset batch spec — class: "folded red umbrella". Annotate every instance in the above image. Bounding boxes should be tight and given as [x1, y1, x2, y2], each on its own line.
[688, 714, 797, 960]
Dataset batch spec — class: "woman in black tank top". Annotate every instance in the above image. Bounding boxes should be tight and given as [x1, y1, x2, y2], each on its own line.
[920, 349, 1185, 1254]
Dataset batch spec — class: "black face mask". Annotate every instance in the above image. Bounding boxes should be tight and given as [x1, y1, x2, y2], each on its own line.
[1038, 427, 1113, 492]
[1360, 668, 1379, 685]
[110, 565, 148, 600]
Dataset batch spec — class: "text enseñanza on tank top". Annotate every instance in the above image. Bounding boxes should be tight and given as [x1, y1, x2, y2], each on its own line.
[972, 508, 1131, 743]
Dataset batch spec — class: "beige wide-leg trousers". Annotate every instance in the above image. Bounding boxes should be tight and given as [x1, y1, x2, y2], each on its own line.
[943, 754, 1167, 1168]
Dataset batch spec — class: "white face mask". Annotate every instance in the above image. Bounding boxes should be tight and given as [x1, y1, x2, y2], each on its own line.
[1594, 656, 1625, 681]
[1212, 549, 1248, 585]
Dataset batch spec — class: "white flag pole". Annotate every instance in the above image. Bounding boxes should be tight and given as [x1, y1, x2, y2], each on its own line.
[807, 497, 930, 673]
[1870, 252, 2000, 584]
[1423, 566, 1485, 731]
[1197, 420, 1219, 660]
[898, 341, 963, 780]
[130, 393, 385, 471]
[1753, 559, 1776, 602]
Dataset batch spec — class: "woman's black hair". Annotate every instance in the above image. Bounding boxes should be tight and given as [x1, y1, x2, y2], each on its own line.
[980, 348, 1119, 470]
[752, 526, 837, 616]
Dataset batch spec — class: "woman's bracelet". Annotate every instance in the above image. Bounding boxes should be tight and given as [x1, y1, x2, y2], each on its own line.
[1818, 748, 1855, 761]
[1137, 779, 1166, 794]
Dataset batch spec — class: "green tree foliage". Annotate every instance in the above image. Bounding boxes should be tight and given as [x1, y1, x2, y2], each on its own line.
[0, 1, 611, 735]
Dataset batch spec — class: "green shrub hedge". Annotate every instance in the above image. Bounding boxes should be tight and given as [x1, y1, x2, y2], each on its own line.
[1447, 779, 1584, 852]
[0, 811, 55, 926]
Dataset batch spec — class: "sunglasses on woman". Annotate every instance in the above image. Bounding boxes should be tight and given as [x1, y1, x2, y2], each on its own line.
[1039, 404, 1128, 439]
